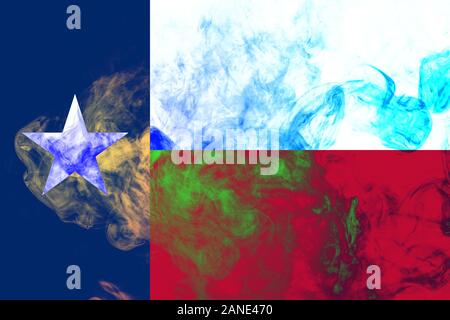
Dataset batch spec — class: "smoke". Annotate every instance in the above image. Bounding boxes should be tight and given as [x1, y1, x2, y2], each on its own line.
[151, 0, 449, 150]
[15, 68, 149, 251]
[90, 281, 133, 300]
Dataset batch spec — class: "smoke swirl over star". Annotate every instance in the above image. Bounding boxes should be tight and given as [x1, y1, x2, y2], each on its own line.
[15, 69, 149, 251]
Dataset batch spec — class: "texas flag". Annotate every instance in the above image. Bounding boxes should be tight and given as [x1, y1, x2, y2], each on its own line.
[150, 0, 449, 299]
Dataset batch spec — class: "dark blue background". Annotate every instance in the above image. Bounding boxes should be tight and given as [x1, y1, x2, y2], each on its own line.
[0, 1, 149, 299]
